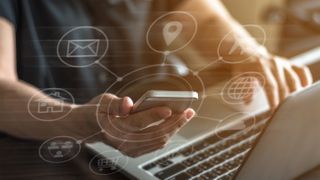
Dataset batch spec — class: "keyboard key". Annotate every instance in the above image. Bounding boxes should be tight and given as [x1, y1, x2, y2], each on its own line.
[198, 174, 212, 180]
[220, 152, 233, 160]
[211, 166, 228, 175]
[224, 160, 238, 170]
[204, 147, 219, 156]
[186, 166, 204, 176]
[208, 156, 224, 165]
[143, 162, 157, 170]
[154, 163, 186, 179]
[228, 169, 237, 177]
[202, 171, 218, 179]
[193, 142, 210, 151]
[167, 152, 180, 159]
[167, 172, 192, 180]
[199, 161, 213, 171]
[159, 160, 173, 168]
[194, 152, 207, 161]
[181, 159, 193, 167]
[219, 174, 233, 180]
[185, 156, 199, 164]
[181, 147, 196, 157]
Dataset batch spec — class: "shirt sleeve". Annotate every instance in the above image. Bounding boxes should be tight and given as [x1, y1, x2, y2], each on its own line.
[0, 0, 18, 27]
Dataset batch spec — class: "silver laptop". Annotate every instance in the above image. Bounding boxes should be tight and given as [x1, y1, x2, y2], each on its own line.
[86, 51, 320, 180]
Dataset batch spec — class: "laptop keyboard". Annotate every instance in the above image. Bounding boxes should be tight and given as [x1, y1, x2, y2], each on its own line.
[142, 116, 269, 180]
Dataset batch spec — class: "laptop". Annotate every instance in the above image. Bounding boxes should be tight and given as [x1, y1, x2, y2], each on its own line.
[86, 52, 320, 180]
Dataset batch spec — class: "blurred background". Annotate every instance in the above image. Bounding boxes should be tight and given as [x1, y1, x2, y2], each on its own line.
[222, 0, 320, 57]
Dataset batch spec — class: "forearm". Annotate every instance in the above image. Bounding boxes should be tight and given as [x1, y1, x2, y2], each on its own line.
[177, 0, 271, 66]
[0, 78, 73, 140]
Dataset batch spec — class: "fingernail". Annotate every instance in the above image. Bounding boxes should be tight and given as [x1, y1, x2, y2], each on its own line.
[120, 97, 133, 115]
[160, 108, 172, 118]
[123, 97, 133, 107]
[186, 109, 195, 120]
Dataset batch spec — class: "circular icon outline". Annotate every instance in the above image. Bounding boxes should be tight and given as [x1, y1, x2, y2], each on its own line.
[28, 88, 75, 122]
[146, 11, 198, 54]
[217, 24, 267, 64]
[89, 150, 129, 175]
[57, 26, 109, 68]
[221, 72, 265, 105]
[38, 136, 81, 164]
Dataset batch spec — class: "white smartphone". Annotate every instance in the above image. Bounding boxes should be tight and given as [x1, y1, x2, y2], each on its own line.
[132, 90, 198, 113]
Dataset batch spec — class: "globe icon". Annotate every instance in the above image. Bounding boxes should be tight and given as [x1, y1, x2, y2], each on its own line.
[227, 76, 257, 100]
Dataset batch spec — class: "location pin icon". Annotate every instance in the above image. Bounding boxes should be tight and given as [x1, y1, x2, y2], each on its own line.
[163, 21, 183, 46]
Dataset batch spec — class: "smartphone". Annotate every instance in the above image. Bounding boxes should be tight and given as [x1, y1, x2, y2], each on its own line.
[132, 90, 198, 113]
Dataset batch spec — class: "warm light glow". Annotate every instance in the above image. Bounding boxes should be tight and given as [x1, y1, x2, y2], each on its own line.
[205, 0, 231, 18]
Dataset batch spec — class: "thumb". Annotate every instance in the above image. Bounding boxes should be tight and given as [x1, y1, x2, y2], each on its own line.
[99, 94, 133, 116]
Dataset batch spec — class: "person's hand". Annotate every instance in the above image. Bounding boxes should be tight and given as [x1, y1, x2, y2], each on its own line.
[73, 93, 195, 157]
[175, 8, 313, 109]
[230, 56, 313, 108]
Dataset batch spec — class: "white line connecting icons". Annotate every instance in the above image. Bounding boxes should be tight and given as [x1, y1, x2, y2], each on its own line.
[29, 13, 267, 176]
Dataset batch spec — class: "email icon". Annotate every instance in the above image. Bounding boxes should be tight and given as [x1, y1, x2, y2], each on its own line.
[66, 39, 100, 58]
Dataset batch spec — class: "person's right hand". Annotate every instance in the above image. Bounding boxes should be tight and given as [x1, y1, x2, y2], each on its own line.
[74, 93, 195, 157]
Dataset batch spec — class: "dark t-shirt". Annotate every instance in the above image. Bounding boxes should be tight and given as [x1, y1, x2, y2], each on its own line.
[0, 0, 181, 103]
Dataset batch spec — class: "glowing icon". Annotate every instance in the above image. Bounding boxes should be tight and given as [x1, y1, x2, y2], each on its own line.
[217, 25, 266, 64]
[97, 157, 119, 171]
[57, 26, 109, 68]
[89, 151, 129, 175]
[28, 88, 74, 122]
[228, 37, 246, 56]
[39, 136, 81, 163]
[163, 21, 183, 46]
[227, 76, 258, 101]
[36, 92, 66, 114]
[66, 39, 100, 58]
[48, 141, 74, 158]
[222, 72, 265, 104]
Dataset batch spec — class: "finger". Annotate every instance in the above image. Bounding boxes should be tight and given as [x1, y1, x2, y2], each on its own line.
[243, 78, 259, 104]
[292, 65, 313, 87]
[109, 114, 185, 143]
[141, 109, 195, 137]
[111, 109, 194, 142]
[270, 58, 290, 101]
[284, 66, 302, 92]
[99, 94, 133, 116]
[120, 106, 172, 132]
[259, 59, 280, 109]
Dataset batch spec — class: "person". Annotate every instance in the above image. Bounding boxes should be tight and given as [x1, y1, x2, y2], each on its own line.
[0, 0, 313, 157]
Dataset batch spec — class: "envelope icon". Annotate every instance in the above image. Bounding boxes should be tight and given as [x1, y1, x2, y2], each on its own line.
[66, 39, 100, 58]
